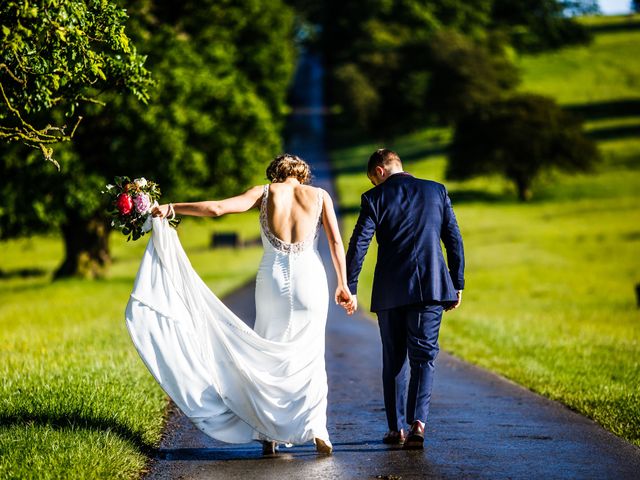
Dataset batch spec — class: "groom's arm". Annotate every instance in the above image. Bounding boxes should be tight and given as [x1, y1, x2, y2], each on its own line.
[346, 194, 376, 296]
[440, 187, 465, 291]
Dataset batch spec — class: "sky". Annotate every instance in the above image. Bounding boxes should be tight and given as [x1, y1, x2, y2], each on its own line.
[599, 0, 633, 14]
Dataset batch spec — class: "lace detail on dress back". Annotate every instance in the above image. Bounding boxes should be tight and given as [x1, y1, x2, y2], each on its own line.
[259, 184, 323, 254]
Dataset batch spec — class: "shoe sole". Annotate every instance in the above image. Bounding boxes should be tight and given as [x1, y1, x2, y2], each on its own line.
[382, 439, 405, 446]
[403, 436, 424, 450]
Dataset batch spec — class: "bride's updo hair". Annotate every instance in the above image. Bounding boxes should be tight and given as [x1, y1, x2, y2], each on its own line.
[266, 154, 311, 184]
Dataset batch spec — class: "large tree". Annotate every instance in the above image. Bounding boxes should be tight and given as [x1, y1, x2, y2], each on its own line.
[423, 29, 520, 124]
[0, 0, 297, 278]
[315, 0, 596, 134]
[0, 0, 152, 165]
[321, 0, 496, 135]
[448, 94, 599, 201]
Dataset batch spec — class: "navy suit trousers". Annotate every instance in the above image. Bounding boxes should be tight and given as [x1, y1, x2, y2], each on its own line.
[377, 304, 443, 431]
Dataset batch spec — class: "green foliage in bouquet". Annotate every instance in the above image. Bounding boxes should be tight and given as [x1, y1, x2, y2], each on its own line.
[104, 176, 180, 242]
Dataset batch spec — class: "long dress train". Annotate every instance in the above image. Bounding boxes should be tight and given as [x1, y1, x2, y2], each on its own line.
[125, 185, 330, 444]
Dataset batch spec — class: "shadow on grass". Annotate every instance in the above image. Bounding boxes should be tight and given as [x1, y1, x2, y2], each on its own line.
[586, 124, 640, 141]
[329, 145, 449, 176]
[0, 275, 138, 296]
[0, 267, 47, 279]
[400, 144, 449, 164]
[0, 411, 155, 454]
[585, 18, 640, 34]
[448, 189, 514, 204]
[338, 205, 364, 216]
[565, 99, 640, 120]
[337, 189, 513, 215]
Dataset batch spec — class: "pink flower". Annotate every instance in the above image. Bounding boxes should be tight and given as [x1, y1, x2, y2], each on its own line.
[133, 193, 151, 214]
[116, 193, 133, 215]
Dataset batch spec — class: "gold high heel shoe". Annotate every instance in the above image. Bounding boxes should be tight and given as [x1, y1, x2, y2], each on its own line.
[314, 437, 333, 455]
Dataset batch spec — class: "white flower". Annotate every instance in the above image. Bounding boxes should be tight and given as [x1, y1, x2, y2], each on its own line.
[134, 177, 147, 188]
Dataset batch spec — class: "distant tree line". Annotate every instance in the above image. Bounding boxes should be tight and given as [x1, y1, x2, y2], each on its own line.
[0, 0, 605, 279]
[292, 0, 600, 201]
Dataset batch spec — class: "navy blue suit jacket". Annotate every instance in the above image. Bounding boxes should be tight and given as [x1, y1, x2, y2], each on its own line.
[346, 173, 465, 312]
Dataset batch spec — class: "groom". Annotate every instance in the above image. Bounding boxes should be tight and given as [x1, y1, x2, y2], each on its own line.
[345, 149, 465, 450]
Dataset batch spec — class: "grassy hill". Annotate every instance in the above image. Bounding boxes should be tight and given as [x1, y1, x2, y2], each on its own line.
[332, 15, 640, 447]
[519, 14, 640, 168]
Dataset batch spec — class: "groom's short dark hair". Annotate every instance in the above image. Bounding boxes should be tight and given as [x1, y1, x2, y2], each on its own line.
[368, 149, 402, 175]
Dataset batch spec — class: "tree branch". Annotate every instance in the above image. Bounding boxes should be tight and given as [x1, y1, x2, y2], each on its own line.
[0, 63, 25, 85]
[0, 81, 84, 168]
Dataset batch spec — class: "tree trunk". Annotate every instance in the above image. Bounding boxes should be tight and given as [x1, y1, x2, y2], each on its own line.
[54, 214, 111, 279]
[515, 178, 533, 202]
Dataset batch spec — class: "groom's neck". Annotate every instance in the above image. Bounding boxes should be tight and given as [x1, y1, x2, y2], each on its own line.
[386, 165, 404, 176]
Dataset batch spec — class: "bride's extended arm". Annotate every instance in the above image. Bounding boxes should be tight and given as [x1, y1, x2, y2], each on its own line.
[153, 185, 264, 218]
[321, 190, 356, 315]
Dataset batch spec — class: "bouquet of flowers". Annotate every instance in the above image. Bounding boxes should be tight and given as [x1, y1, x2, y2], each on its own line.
[104, 176, 179, 241]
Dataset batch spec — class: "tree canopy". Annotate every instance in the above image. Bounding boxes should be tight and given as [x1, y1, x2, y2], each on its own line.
[0, 0, 153, 165]
[309, 0, 594, 134]
[0, 0, 297, 278]
[322, 0, 496, 135]
[448, 94, 599, 201]
[423, 29, 520, 124]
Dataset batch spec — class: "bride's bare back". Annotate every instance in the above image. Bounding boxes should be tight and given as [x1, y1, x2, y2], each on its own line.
[156, 173, 355, 315]
[265, 183, 321, 244]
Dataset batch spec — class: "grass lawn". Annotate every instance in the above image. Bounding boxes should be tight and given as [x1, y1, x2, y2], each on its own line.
[0, 213, 263, 479]
[332, 15, 640, 448]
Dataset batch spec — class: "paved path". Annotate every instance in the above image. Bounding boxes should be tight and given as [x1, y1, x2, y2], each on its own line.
[145, 53, 640, 479]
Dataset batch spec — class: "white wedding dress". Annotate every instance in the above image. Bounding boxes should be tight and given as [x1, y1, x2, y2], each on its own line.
[125, 185, 330, 445]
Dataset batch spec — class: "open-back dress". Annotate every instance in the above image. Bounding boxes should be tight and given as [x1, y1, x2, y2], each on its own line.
[125, 185, 330, 444]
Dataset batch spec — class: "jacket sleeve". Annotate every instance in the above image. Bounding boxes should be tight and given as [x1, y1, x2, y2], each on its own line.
[346, 193, 376, 295]
[440, 187, 465, 290]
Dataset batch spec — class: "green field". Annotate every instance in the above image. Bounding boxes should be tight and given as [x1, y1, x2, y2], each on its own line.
[333, 16, 640, 447]
[0, 214, 263, 479]
[1, 13, 639, 480]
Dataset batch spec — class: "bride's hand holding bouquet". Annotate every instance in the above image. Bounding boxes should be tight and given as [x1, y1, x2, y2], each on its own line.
[104, 176, 179, 241]
[150, 203, 175, 219]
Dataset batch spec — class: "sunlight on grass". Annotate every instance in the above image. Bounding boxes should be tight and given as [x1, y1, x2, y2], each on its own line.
[518, 15, 640, 105]
[0, 213, 263, 479]
[332, 128, 640, 448]
[331, 18, 640, 446]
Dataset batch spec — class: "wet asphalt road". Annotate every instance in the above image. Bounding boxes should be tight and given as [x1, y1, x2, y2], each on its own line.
[144, 53, 640, 479]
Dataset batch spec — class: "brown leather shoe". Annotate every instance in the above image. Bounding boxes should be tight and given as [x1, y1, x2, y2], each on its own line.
[382, 429, 406, 445]
[403, 421, 425, 450]
[262, 440, 278, 455]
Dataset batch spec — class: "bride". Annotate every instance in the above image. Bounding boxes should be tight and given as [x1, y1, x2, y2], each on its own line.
[125, 154, 355, 456]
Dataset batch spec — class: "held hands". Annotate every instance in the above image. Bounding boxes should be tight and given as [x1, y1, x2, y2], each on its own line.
[335, 285, 357, 315]
[445, 290, 462, 312]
